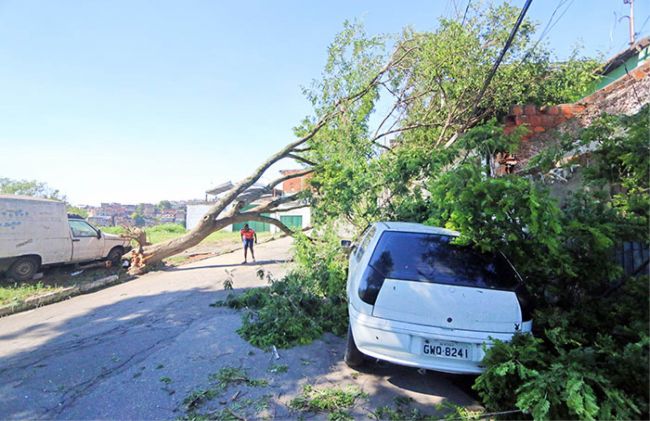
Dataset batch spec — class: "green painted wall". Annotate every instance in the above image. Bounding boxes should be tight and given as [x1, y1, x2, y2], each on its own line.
[280, 215, 303, 229]
[232, 204, 271, 232]
[589, 46, 648, 94]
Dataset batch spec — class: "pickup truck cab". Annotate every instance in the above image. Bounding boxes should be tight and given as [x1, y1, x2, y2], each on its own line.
[0, 195, 131, 281]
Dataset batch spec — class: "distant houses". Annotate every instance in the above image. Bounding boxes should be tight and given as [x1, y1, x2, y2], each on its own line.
[85, 200, 188, 227]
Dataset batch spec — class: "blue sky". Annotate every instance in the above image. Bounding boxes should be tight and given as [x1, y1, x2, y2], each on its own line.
[0, 0, 647, 205]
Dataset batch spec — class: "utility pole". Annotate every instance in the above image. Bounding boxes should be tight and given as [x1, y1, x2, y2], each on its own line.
[623, 0, 635, 46]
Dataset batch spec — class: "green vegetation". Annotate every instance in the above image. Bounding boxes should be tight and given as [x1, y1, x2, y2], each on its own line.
[373, 396, 484, 420]
[0, 282, 60, 306]
[208, 366, 268, 389]
[267, 363, 288, 374]
[183, 388, 219, 412]
[467, 108, 649, 420]
[0, 177, 65, 200]
[214, 4, 646, 419]
[290, 384, 367, 420]
[180, 366, 271, 420]
[0, 177, 89, 217]
[0, 266, 127, 307]
[218, 232, 348, 349]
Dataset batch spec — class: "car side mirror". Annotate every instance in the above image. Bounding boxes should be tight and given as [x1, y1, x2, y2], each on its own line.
[97, 229, 102, 239]
[340, 240, 354, 251]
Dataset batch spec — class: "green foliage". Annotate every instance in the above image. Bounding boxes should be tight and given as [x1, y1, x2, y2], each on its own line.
[457, 109, 650, 420]
[580, 105, 650, 229]
[476, 326, 646, 420]
[183, 389, 219, 411]
[219, 227, 349, 349]
[66, 205, 89, 218]
[0, 282, 59, 306]
[372, 396, 476, 420]
[267, 363, 288, 374]
[131, 212, 145, 227]
[0, 177, 90, 217]
[427, 162, 564, 276]
[221, 270, 347, 349]
[0, 177, 66, 200]
[293, 228, 349, 298]
[208, 366, 268, 388]
[290, 384, 367, 420]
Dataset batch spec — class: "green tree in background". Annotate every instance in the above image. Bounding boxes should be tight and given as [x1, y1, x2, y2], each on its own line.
[0, 177, 88, 217]
[0, 177, 66, 201]
[158, 200, 172, 210]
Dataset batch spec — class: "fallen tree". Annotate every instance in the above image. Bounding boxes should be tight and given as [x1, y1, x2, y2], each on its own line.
[128, 39, 417, 273]
[129, 5, 597, 273]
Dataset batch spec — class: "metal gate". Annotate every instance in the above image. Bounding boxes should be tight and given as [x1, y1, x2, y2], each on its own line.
[280, 215, 303, 230]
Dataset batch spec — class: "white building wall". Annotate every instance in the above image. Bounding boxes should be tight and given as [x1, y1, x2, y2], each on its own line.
[185, 204, 234, 231]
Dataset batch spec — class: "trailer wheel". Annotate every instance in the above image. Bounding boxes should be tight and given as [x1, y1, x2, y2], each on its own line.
[8, 257, 40, 282]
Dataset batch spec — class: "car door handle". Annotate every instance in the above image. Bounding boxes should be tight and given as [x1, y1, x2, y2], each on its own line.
[72, 239, 80, 242]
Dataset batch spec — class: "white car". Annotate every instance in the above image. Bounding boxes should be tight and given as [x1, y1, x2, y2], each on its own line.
[343, 222, 532, 374]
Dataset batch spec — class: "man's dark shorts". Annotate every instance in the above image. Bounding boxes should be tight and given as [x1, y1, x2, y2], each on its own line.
[243, 238, 254, 250]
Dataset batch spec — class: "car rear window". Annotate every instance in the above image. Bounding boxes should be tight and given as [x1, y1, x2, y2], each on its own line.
[368, 231, 519, 290]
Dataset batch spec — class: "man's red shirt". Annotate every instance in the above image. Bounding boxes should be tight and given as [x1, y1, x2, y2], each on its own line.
[240, 228, 256, 240]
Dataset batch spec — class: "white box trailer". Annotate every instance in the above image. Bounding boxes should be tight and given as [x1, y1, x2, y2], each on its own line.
[0, 195, 130, 281]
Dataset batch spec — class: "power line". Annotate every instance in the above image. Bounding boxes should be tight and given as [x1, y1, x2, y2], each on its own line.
[445, 0, 534, 148]
[637, 14, 650, 36]
[521, 0, 574, 63]
[461, 0, 472, 26]
[471, 0, 533, 117]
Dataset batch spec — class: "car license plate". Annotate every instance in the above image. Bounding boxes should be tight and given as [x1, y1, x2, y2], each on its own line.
[422, 340, 471, 360]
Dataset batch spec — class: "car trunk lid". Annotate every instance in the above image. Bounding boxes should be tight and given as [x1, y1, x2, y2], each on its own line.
[372, 278, 523, 333]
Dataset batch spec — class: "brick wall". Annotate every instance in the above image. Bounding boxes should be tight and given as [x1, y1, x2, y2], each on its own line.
[500, 60, 650, 173]
[504, 103, 585, 139]
[280, 169, 312, 193]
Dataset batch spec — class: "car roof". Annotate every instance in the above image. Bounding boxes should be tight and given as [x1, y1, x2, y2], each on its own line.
[0, 194, 62, 203]
[378, 221, 459, 237]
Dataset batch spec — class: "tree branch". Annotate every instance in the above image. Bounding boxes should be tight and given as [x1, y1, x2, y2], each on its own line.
[247, 192, 304, 213]
[371, 122, 437, 143]
[266, 203, 310, 213]
[235, 213, 294, 236]
[286, 154, 317, 166]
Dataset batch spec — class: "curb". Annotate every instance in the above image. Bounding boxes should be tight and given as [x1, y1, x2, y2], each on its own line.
[0, 274, 124, 318]
[0, 235, 287, 317]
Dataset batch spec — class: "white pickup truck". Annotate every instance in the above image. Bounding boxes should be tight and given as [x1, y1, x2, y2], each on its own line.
[0, 195, 131, 281]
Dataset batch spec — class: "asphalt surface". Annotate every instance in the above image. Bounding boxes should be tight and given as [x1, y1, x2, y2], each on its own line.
[0, 236, 479, 420]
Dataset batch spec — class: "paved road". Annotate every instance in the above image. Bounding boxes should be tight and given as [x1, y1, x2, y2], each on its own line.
[0, 237, 478, 420]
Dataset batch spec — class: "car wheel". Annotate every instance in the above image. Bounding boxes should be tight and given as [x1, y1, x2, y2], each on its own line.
[344, 325, 365, 367]
[106, 247, 124, 266]
[8, 257, 40, 282]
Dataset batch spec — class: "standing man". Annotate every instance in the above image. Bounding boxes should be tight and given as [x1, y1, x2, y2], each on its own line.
[240, 223, 257, 263]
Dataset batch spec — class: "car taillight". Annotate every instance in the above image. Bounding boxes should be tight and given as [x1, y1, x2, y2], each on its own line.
[358, 265, 385, 305]
[515, 284, 534, 322]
